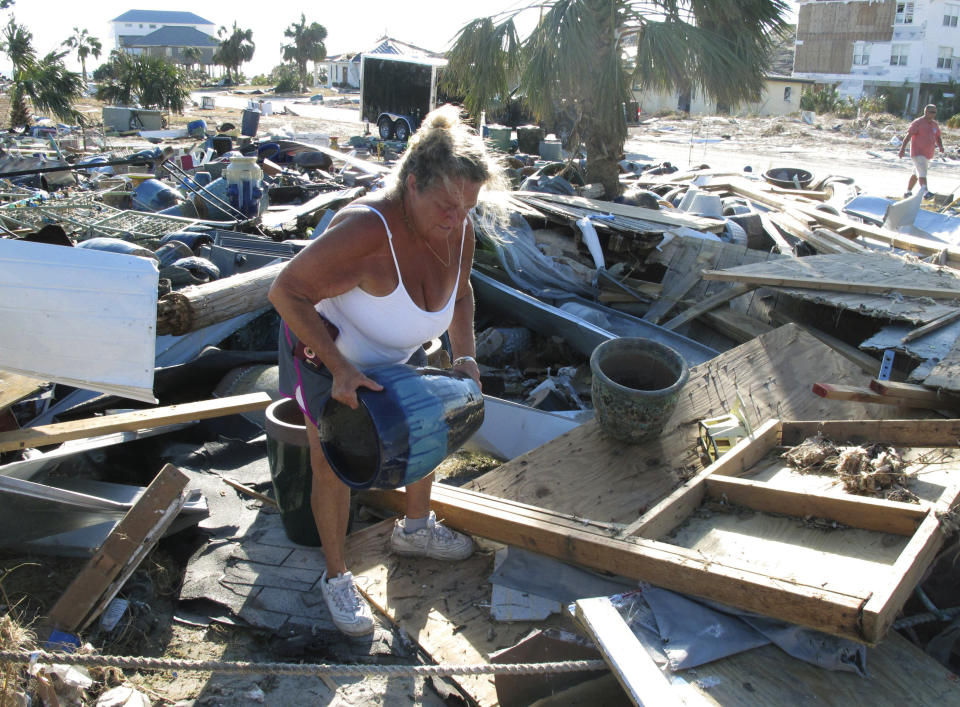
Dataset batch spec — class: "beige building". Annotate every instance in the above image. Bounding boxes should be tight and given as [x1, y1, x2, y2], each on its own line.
[634, 75, 815, 117]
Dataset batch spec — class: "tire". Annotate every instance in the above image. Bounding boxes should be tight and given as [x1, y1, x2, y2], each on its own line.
[378, 116, 394, 140]
[394, 119, 410, 141]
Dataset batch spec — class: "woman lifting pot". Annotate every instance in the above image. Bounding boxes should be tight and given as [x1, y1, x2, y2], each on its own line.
[269, 105, 505, 636]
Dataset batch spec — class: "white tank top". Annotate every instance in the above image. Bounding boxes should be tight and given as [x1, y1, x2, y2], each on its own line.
[315, 204, 466, 369]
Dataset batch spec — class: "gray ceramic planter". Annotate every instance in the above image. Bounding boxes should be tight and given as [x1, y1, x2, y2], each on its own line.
[590, 338, 689, 444]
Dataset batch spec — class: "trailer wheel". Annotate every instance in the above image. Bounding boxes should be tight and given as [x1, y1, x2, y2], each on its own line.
[394, 119, 411, 141]
[378, 117, 394, 140]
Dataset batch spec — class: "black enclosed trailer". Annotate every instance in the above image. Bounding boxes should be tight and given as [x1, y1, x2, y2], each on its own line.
[360, 54, 448, 141]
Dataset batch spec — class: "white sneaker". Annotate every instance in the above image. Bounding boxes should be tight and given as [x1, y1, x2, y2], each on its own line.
[389, 511, 474, 560]
[319, 570, 374, 636]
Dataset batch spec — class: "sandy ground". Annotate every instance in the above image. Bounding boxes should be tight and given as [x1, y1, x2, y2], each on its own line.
[622, 112, 960, 198]
[171, 92, 960, 198]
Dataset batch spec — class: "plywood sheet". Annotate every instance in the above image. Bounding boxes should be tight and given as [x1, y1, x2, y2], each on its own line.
[923, 334, 960, 392]
[664, 510, 907, 599]
[708, 253, 960, 324]
[468, 324, 907, 523]
[685, 631, 960, 706]
[345, 521, 572, 707]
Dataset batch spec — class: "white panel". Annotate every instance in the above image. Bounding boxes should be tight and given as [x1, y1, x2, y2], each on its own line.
[0, 240, 158, 402]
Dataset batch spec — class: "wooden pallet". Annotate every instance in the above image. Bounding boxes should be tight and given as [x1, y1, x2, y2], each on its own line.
[366, 418, 960, 645]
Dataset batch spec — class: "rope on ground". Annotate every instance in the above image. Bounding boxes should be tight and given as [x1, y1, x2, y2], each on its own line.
[0, 650, 607, 678]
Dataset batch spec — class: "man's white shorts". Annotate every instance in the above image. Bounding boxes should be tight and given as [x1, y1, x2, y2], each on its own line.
[912, 155, 930, 179]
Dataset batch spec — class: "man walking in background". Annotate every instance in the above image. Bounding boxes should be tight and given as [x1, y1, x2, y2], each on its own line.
[899, 104, 944, 198]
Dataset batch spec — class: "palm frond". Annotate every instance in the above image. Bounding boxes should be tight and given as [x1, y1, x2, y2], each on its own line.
[443, 17, 521, 120]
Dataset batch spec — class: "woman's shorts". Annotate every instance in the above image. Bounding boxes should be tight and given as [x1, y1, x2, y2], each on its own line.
[277, 318, 427, 428]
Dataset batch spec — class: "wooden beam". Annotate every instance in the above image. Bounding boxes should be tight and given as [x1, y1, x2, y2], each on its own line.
[701, 270, 960, 300]
[756, 212, 795, 256]
[812, 383, 940, 408]
[623, 419, 783, 539]
[766, 212, 868, 255]
[769, 186, 830, 200]
[642, 269, 702, 324]
[901, 309, 960, 344]
[811, 228, 871, 254]
[44, 464, 189, 633]
[704, 476, 927, 536]
[661, 284, 753, 331]
[697, 306, 774, 343]
[0, 392, 272, 453]
[860, 513, 950, 641]
[869, 380, 956, 407]
[364, 480, 870, 643]
[0, 371, 45, 413]
[575, 597, 683, 707]
[781, 419, 960, 448]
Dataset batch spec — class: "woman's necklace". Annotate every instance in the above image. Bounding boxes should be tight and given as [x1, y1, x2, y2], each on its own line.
[400, 194, 451, 268]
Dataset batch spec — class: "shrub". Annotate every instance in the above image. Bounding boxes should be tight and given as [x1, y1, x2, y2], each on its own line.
[95, 51, 189, 112]
[800, 86, 840, 113]
[269, 63, 300, 93]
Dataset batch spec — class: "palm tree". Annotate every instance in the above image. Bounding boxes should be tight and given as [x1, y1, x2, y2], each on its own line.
[213, 23, 255, 84]
[182, 46, 203, 73]
[61, 27, 101, 85]
[281, 14, 327, 93]
[2, 18, 83, 129]
[444, 0, 789, 198]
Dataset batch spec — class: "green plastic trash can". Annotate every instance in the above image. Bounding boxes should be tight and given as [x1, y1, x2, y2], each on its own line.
[265, 398, 322, 546]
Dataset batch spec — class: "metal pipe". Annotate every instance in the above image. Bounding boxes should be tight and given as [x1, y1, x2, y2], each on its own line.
[0, 156, 155, 178]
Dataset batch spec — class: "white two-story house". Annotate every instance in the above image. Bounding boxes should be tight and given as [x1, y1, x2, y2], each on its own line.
[111, 10, 216, 55]
[794, 0, 960, 112]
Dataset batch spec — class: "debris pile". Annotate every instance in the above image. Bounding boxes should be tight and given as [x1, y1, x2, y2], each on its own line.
[783, 435, 916, 501]
[2, 94, 960, 705]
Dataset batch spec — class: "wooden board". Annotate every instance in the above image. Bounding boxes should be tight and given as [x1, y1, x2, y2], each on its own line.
[575, 597, 682, 707]
[364, 434, 958, 644]
[662, 284, 753, 331]
[467, 325, 909, 523]
[45, 464, 189, 632]
[701, 253, 960, 322]
[812, 383, 942, 408]
[0, 370, 45, 413]
[0, 392, 272, 452]
[514, 191, 726, 232]
[365, 483, 869, 643]
[683, 631, 960, 705]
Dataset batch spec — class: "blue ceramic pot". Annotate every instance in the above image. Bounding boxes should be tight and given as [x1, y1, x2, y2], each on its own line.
[318, 364, 484, 489]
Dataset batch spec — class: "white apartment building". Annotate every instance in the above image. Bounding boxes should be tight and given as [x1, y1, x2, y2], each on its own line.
[794, 0, 960, 111]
